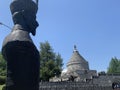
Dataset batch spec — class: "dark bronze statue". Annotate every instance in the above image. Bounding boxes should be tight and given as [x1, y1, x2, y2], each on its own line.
[2, 0, 40, 90]
[10, 0, 39, 36]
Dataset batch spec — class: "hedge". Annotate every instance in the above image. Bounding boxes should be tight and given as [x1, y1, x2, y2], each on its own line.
[0, 76, 6, 85]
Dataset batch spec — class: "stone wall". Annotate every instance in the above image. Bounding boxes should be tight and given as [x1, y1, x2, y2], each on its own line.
[93, 74, 120, 86]
[39, 82, 112, 90]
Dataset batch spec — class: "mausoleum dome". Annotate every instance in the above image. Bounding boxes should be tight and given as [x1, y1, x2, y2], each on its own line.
[67, 45, 89, 72]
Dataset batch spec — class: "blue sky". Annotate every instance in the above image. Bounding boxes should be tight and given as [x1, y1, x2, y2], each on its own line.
[0, 0, 120, 72]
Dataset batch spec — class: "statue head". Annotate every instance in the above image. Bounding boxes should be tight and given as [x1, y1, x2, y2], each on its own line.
[10, 0, 39, 36]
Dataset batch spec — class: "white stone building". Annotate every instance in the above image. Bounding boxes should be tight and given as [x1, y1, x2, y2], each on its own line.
[61, 45, 97, 82]
[50, 45, 120, 86]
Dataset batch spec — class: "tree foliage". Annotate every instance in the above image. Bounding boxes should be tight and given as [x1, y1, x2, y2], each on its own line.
[0, 53, 6, 76]
[107, 57, 120, 74]
[40, 41, 63, 81]
[0, 53, 6, 85]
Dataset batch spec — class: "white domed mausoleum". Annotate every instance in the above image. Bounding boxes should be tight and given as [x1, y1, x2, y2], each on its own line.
[50, 45, 120, 86]
[67, 45, 89, 71]
[61, 45, 97, 82]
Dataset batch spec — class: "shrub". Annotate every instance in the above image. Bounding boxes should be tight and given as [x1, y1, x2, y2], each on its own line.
[0, 76, 6, 85]
[2, 85, 6, 90]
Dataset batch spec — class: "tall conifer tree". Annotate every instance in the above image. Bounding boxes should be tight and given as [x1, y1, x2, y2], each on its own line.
[39, 41, 63, 81]
[107, 57, 120, 74]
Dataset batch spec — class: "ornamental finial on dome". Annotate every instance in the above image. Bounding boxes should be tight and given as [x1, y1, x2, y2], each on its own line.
[74, 45, 77, 52]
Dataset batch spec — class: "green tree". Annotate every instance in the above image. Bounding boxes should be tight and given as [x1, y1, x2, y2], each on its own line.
[0, 53, 6, 85]
[54, 53, 63, 76]
[0, 53, 6, 76]
[40, 41, 63, 81]
[107, 57, 120, 74]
